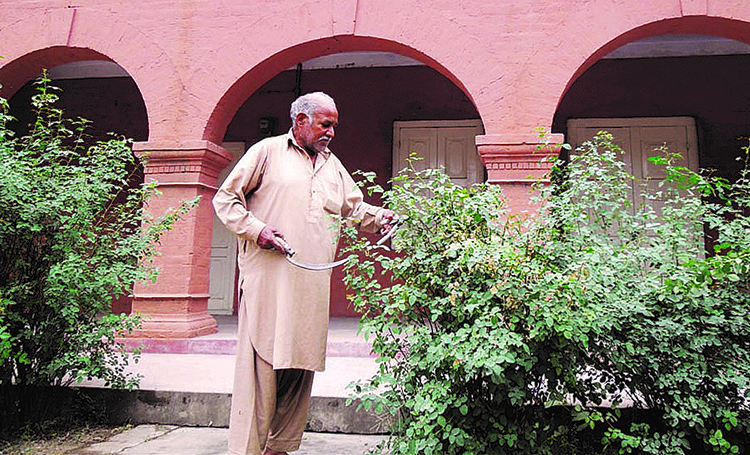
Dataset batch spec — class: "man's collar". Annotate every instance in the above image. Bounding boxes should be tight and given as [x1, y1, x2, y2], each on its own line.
[287, 128, 331, 158]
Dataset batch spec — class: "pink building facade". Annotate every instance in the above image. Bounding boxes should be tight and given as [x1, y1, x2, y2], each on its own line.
[2, 0, 750, 338]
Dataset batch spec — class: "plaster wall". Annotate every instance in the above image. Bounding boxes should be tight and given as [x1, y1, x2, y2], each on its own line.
[4, 1, 750, 144]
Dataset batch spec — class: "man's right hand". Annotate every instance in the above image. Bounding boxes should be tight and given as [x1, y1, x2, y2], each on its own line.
[257, 226, 287, 253]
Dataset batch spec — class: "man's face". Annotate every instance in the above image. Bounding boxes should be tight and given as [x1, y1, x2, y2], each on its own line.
[295, 105, 339, 154]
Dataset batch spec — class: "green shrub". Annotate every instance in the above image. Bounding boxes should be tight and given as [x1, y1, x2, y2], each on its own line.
[0, 74, 197, 435]
[344, 132, 750, 454]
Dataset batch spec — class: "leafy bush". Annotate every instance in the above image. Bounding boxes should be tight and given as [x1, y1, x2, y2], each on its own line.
[0, 75, 197, 435]
[344, 132, 750, 454]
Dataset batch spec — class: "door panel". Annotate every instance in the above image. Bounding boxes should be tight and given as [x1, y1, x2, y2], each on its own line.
[441, 128, 471, 181]
[567, 125, 636, 208]
[634, 124, 696, 215]
[568, 125, 634, 174]
[393, 120, 484, 186]
[637, 125, 690, 180]
[567, 116, 699, 227]
[207, 142, 245, 315]
[397, 127, 438, 174]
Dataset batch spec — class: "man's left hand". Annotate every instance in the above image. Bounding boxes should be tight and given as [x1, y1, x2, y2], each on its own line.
[380, 210, 397, 234]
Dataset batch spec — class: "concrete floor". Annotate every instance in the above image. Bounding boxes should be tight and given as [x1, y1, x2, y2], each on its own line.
[79, 316, 379, 398]
[77, 424, 387, 455]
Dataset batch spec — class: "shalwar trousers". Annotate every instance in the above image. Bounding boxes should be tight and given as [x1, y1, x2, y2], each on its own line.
[228, 323, 315, 454]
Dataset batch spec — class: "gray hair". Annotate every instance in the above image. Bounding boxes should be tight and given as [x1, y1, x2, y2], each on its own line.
[290, 92, 336, 123]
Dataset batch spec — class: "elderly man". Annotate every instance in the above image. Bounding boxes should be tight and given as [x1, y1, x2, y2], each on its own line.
[213, 92, 394, 455]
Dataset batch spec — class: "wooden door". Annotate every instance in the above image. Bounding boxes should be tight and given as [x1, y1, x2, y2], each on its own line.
[207, 142, 245, 315]
[567, 117, 699, 213]
[393, 120, 485, 186]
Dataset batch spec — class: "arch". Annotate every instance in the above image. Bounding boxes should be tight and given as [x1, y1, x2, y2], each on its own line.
[0, 47, 115, 100]
[556, 16, 750, 118]
[203, 35, 480, 143]
[0, 8, 183, 141]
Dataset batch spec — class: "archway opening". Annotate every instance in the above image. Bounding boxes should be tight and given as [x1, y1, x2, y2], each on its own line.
[554, 33, 750, 181]
[210, 49, 482, 318]
[554, 29, 750, 257]
[7, 58, 148, 142]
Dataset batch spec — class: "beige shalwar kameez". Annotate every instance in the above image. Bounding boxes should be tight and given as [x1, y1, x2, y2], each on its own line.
[212, 130, 386, 454]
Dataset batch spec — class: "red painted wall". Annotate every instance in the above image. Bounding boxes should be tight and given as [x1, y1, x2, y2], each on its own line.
[554, 55, 750, 180]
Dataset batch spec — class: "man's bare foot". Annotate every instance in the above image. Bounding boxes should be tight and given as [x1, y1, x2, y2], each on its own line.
[263, 448, 288, 455]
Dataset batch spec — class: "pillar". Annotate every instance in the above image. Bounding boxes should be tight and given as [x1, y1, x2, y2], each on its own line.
[129, 140, 233, 338]
[476, 133, 563, 215]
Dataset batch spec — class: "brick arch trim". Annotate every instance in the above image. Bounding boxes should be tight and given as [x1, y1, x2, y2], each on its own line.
[0, 7, 182, 141]
[202, 35, 481, 144]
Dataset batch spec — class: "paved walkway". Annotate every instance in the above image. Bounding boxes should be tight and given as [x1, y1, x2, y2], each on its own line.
[76, 425, 386, 455]
[79, 317, 378, 398]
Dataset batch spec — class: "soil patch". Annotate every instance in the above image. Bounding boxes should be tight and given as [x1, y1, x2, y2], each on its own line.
[0, 424, 130, 455]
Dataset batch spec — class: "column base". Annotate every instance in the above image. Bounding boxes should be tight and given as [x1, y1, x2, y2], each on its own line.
[126, 294, 218, 338]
